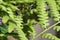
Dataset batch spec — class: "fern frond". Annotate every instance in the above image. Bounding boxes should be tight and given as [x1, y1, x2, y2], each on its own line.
[53, 26, 60, 31]
[42, 33, 60, 40]
[56, 0, 60, 5]
[8, 0, 35, 3]
[56, 0, 60, 10]
[15, 14, 28, 40]
[46, 0, 60, 21]
[36, 0, 49, 28]
[27, 19, 36, 36]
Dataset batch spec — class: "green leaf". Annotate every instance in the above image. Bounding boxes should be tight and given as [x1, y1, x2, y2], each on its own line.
[2, 15, 9, 23]
[8, 22, 16, 33]
[0, 34, 5, 37]
[0, 27, 7, 33]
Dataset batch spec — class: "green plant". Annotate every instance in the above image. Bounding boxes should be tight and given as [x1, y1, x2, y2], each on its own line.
[0, 0, 60, 40]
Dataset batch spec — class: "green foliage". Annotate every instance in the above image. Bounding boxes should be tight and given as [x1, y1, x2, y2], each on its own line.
[53, 26, 60, 31]
[2, 15, 9, 23]
[36, 0, 49, 28]
[46, 0, 60, 21]
[42, 33, 60, 40]
[26, 19, 36, 36]
[0, 0, 60, 40]
[8, 21, 16, 33]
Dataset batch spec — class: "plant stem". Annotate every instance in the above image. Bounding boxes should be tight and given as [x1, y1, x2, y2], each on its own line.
[32, 21, 60, 40]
